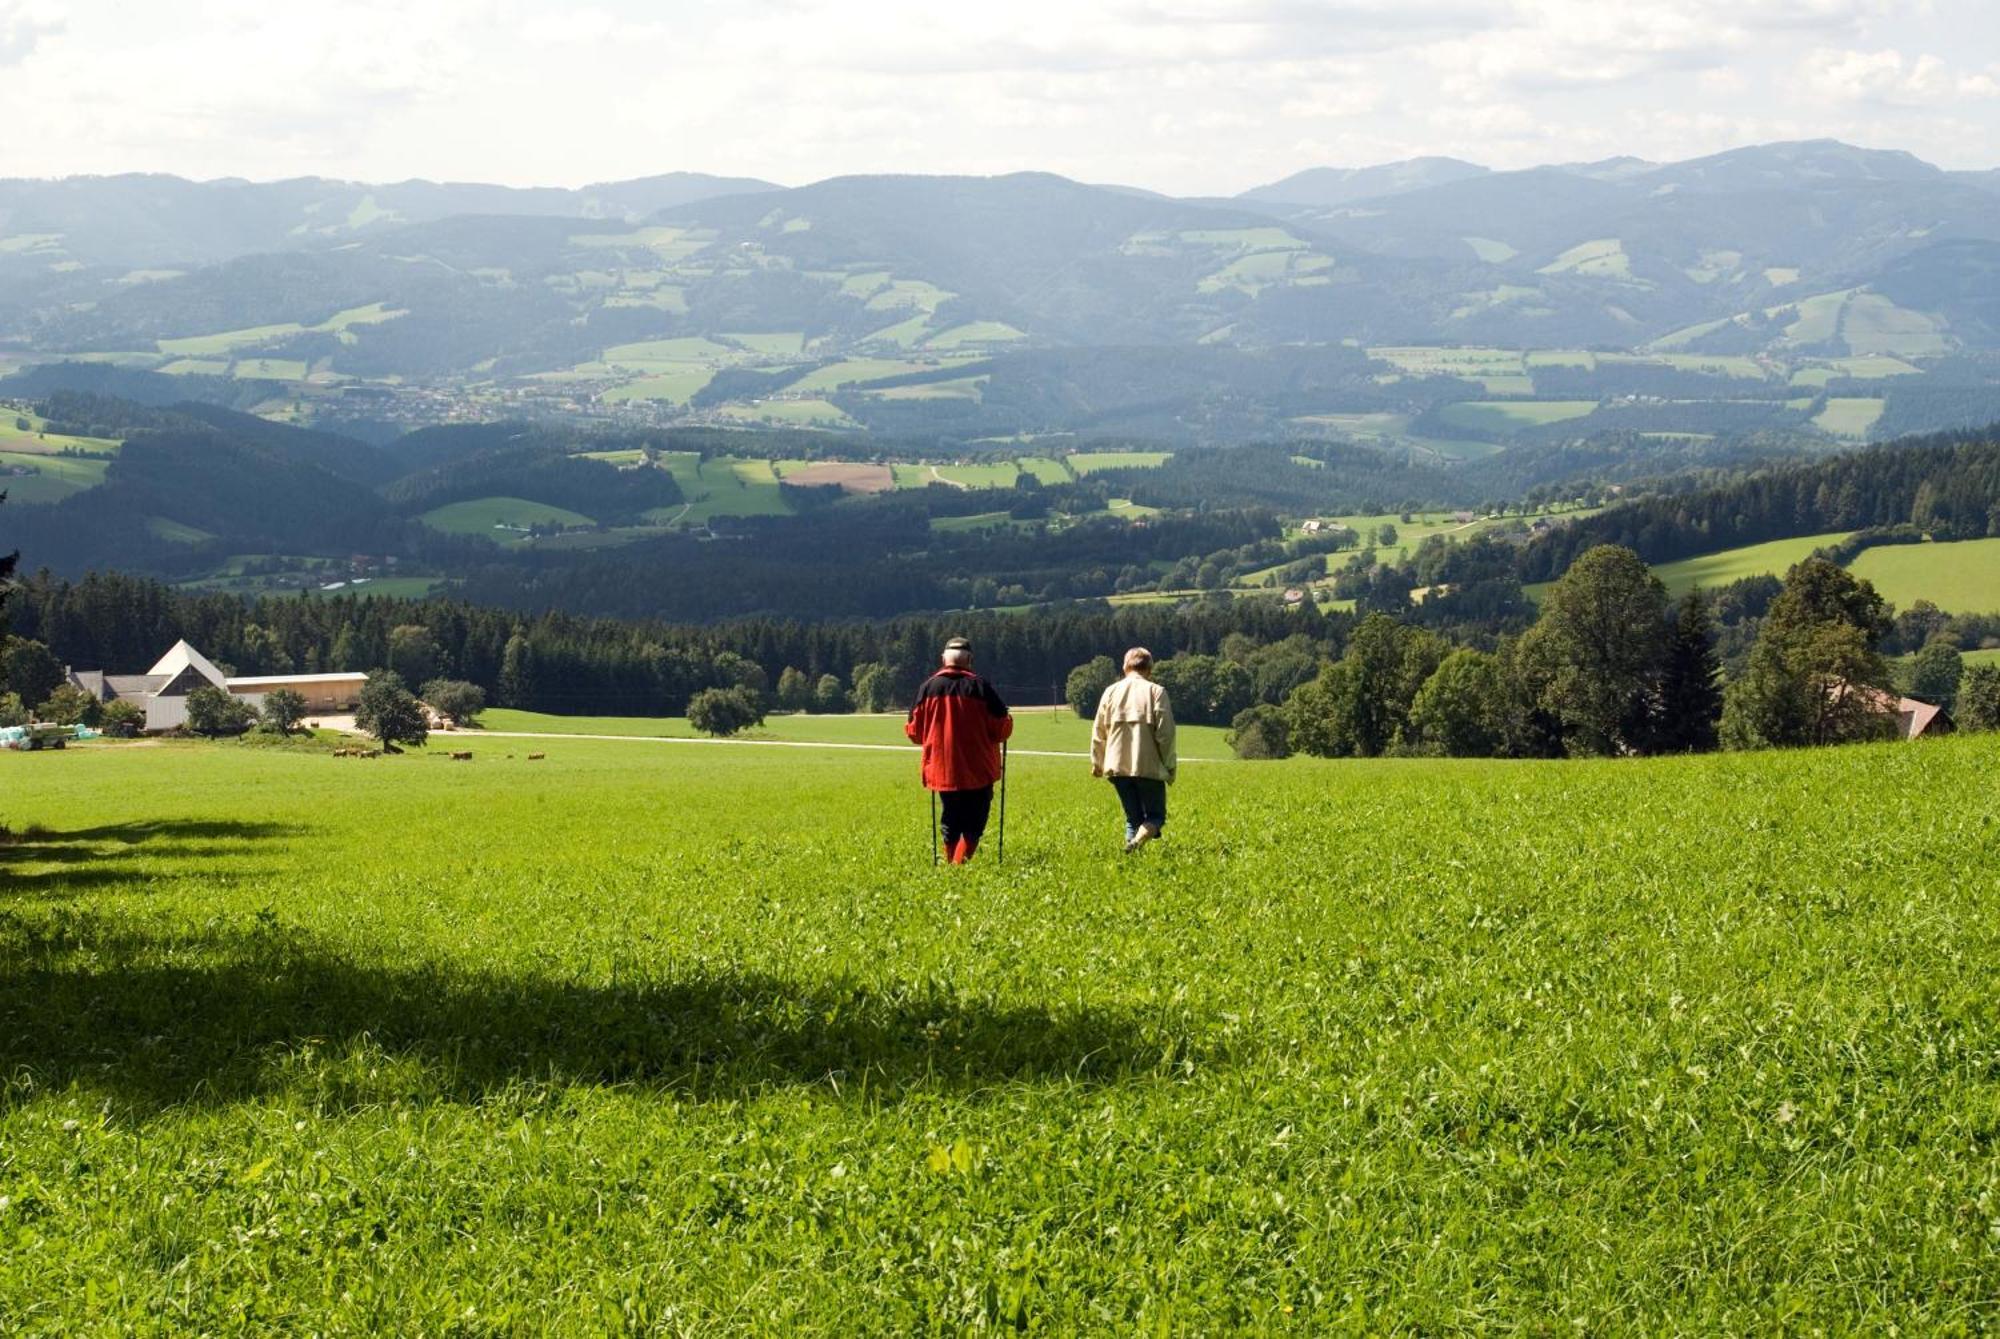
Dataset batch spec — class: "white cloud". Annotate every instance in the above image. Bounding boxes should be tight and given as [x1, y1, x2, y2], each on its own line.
[1797, 47, 2000, 105]
[0, 0, 1995, 192]
[0, 0, 62, 66]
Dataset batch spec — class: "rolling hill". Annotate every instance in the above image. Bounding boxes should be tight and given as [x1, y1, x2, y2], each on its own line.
[5, 142, 2000, 388]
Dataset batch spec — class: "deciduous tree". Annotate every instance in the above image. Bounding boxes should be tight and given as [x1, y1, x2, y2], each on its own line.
[357, 671, 429, 752]
[1405, 648, 1506, 757]
[1065, 656, 1118, 719]
[259, 687, 309, 735]
[688, 685, 765, 738]
[1516, 545, 1668, 755]
[1909, 638, 1963, 711]
[1721, 559, 1894, 749]
[185, 685, 255, 737]
[420, 678, 486, 727]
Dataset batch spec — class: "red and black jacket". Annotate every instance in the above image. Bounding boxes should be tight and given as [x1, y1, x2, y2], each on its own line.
[905, 668, 1013, 791]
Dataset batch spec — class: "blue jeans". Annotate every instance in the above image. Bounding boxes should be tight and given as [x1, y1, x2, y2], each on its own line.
[1109, 776, 1168, 841]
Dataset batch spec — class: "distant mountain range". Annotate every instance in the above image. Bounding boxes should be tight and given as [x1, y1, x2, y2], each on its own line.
[3, 140, 1999, 404]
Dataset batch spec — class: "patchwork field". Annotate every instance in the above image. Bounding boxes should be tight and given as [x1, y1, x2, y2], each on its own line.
[4, 732, 1997, 1328]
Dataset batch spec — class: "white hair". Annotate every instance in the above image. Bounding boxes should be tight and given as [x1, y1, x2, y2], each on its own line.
[942, 647, 972, 667]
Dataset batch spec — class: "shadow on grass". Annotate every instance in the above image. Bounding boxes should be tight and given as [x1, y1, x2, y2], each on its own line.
[0, 924, 1201, 1113]
[2, 820, 1203, 1111]
[0, 819, 302, 897]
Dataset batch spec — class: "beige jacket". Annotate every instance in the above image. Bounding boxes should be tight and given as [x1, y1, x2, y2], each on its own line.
[1091, 673, 1177, 783]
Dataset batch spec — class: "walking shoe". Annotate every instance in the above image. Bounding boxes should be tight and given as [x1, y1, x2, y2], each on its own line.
[1128, 825, 1155, 852]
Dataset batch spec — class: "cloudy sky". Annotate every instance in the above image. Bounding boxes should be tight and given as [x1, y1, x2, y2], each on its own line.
[2, 0, 1996, 194]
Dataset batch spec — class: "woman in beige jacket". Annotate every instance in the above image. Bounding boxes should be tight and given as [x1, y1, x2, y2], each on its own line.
[1090, 647, 1177, 852]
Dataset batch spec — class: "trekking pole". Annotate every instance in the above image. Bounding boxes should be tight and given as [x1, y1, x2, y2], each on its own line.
[997, 740, 1008, 865]
[931, 790, 939, 866]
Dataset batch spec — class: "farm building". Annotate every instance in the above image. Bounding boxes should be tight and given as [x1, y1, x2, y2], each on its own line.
[64, 640, 366, 732]
[1830, 682, 1956, 741]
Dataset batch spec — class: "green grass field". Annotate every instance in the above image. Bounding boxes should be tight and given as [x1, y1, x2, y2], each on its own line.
[1848, 538, 2000, 614]
[1812, 397, 1885, 439]
[599, 368, 718, 405]
[1649, 531, 1852, 595]
[1434, 401, 1598, 434]
[143, 516, 217, 544]
[420, 497, 597, 538]
[476, 708, 1229, 758]
[0, 413, 121, 457]
[715, 399, 860, 430]
[0, 451, 109, 503]
[651, 453, 792, 524]
[1067, 451, 1172, 476]
[5, 732, 1999, 1328]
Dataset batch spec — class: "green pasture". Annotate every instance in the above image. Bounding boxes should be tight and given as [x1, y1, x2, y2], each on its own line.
[143, 516, 217, 544]
[651, 453, 791, 523]
[1813, 397, 1885, 439]
[1848, 537, 2000, 614]
[924, 322, 1024, 349]
[1840, 293, 1951, 358]
[1648, 531, 1851, 596]
[867, 376, 987, 402]
[231, 358, 308, 382]
[419, 497, 596, 538]
[1537, 237, 1630, 278]
[600, 367, 717, 404]
[715, 399, 860, 430]
[861, 315, 934, 348]
[1435, 400, 1598, 434]
[5, 731, 1999, 1329]
[1067, 451, 1172, 476]
[723, 332, 807, 356]
[603, 337, 737, 370]
[0, 414, 121, 457]
[0, 451, 108, 503]
[787, 359, 935, 395]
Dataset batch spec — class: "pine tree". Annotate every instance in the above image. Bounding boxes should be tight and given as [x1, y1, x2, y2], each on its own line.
[1653, 591, 1723, 752]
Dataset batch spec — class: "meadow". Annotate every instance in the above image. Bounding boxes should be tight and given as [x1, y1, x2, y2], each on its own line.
[1648, 531, 1853, 596]
[1849, 537, 2000, 614]
[4, 730, 1998, 1330]
[419, 497, 597, 539]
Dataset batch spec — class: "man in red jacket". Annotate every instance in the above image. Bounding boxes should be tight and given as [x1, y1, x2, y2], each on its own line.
[905, 636, 1014, 864]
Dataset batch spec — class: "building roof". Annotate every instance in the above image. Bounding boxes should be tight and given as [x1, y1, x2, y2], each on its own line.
[146, 639, 228, 688]
[66, 669, 109, 700]
[106, 674, 167, 697]
[1898, 697, 1951, 739]
[225, 673, 370, 688]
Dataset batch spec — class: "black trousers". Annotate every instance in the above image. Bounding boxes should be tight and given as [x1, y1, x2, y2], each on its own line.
[938, 786, 994, 847]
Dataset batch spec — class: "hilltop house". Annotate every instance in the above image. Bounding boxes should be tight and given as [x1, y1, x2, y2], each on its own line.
[65, 640, 366, 732]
